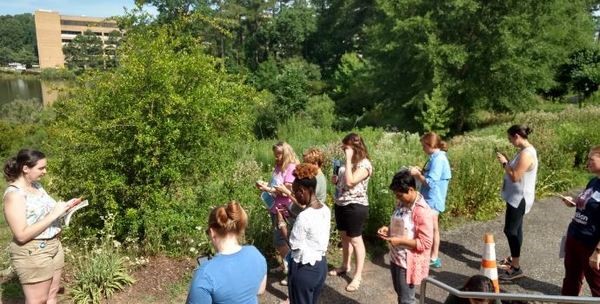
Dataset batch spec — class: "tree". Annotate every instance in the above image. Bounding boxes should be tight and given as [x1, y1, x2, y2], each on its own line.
[306, 0, 377, 77]
[0, 14, 38, 66]
[271, 2, 317, 58]
[62, 30, 104, 70]
[555, 47, 600, 103]
[104, 30, 123, 68]
[366, 0, 595, 132]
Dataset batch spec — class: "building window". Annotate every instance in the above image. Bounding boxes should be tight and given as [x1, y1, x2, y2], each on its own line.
[61, 30, 82, 35]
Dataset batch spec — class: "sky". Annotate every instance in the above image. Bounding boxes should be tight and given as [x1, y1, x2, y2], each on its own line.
[0, 0, 157, 18]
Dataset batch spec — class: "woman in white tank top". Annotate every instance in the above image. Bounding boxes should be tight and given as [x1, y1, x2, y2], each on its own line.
[3, 149, 80, 304]
[495, 125, 538, 281]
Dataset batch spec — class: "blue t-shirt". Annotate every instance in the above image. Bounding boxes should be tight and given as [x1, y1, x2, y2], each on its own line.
[420, 150, 451, 213]
[186, 245, 267, 304]
[567, 177, 600, 248]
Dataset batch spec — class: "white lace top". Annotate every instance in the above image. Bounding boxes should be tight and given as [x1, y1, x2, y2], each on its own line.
[3, 183, 61, 239]
[289, 205, 331, 265]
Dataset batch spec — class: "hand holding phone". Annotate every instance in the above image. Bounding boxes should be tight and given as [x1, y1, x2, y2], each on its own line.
[377, 226, 389, 239]
[552, 193, 575, 206]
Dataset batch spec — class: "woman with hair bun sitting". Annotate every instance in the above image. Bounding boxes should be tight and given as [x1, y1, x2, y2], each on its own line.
[186, 201, 267, 304]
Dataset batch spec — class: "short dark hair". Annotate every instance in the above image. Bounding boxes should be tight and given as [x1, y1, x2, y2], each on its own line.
[389, 169, 416, 194]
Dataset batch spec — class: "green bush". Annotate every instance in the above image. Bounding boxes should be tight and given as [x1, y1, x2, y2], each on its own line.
[39, 68, 76, 80]
[67, 214, 134, 304]
[46, 25, 262, 253]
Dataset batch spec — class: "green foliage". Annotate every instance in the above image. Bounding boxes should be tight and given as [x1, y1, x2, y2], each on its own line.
[63, 30, 105, 71]
[555, 46, 600, 102]
[302, 94, 336, 129]
[39, 68, 76, 80]
[331, 52, 380, 129]
[272, 3, 317, 58]
[0, 14, 37, 66]
[68, 214, 134, 304]
[365, 0, 595, 131]
[47, 25, 261, 252]
[416, 86, 453, 136]
[252, 57, 324, 138]
[307, 0, 377, 77]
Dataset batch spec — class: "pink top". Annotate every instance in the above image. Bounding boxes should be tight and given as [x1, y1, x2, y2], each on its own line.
[389, 194, 434, 285]
[269, 163, 297, 217]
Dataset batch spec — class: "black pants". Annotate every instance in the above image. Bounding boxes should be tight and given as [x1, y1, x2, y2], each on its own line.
[503, 199, 525, 258]
[288, 256, 327, 304]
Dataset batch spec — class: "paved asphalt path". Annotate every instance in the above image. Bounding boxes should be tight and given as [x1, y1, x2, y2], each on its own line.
[259, 192, 590, 303]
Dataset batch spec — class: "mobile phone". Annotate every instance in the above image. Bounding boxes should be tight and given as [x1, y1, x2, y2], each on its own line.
[552, 193, 575, 206]
[332, 159, 341, 176]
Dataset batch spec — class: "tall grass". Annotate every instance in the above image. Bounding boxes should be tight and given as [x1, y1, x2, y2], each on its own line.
[241, 105, 600, 254]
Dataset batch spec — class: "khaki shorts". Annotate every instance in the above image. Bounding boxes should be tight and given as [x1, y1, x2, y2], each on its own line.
[9, 238, 65, 284]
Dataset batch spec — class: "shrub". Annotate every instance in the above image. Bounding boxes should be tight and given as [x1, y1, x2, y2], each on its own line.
[46, 24, 261, 253]
[39, 68, 76, 80]
[67, 213, 134, 304]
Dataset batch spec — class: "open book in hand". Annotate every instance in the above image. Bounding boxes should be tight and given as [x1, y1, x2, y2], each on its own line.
[64, 199, 89, 227]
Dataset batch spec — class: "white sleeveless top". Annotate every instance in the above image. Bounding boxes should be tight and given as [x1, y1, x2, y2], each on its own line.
[501, 146, 538, 214]
[3, 183, 62, 239]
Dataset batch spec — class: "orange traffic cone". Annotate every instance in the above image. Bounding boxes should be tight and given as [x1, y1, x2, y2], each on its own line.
[481, 233, 500, 292]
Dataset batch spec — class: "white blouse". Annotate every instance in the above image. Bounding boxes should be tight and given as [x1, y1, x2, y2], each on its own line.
[289, 205, 331, 265]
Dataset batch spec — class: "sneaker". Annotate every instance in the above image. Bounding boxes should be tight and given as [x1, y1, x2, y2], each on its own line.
[280, 278, 288, 286]
[498, 266, 524, 281]
[430, 258, 442, 268]
[497, 256, 512, 270]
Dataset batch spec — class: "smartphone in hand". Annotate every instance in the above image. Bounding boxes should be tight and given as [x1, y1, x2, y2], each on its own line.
[332, 159, 341, 176]
[552, 193, 575, 206]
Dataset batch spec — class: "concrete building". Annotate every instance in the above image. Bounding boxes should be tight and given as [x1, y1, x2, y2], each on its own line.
[34, 10, 119, 68]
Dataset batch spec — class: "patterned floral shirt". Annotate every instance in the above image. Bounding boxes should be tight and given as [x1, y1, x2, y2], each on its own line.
[3, 183, 61, 239]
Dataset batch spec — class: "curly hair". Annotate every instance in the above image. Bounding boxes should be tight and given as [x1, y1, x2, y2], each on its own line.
[294, 163, 319, 180]
[302, 147, 324, 167]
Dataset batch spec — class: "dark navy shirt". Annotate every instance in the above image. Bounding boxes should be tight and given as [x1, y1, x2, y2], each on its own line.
[567, 177, 600, 248]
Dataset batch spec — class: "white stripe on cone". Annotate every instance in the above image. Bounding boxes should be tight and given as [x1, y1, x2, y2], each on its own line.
[481, 233, 500, 293]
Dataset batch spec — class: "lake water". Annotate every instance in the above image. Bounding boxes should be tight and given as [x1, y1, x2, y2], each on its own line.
[0, 78, 64, 106]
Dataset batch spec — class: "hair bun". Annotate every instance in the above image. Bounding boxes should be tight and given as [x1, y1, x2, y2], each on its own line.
[525, 127, 533, 135]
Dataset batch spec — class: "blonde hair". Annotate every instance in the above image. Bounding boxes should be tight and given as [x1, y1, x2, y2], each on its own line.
[273, 141, 300, 170]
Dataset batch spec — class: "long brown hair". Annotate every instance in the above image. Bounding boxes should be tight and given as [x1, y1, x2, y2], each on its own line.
[421, 132, 448, 152]
[342, 133, 369, 166]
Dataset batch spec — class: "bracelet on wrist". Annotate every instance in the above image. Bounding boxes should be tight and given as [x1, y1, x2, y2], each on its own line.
[502, 162, 507, 168]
